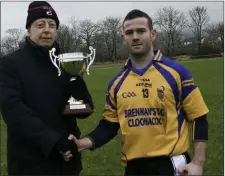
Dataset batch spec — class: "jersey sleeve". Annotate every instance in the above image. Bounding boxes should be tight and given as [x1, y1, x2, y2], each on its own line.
[180, 66, 209, 120]
[103, 81, 119, 123]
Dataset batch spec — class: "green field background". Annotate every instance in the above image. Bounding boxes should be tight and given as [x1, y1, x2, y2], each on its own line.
[1, 58, 224, 175]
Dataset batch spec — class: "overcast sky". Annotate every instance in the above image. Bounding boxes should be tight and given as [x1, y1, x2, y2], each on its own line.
[1, 1, 224, 38]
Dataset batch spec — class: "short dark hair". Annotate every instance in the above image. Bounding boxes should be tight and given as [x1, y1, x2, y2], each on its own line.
[122, 9, 153, 30]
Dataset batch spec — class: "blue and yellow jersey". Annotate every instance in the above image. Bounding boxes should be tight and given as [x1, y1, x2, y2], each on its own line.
[103, 50, 209, 165]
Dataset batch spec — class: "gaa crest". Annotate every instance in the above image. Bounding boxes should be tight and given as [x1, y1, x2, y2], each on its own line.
[157, 86, 165, 101]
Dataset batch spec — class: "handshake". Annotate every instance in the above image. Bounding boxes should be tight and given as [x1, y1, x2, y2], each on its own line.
[57, 134, 93, 162]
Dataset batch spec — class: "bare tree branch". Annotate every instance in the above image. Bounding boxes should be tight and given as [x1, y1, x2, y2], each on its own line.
[189, 6, 210, 51]
[154, 6, 188, 56]
[1, 28, 25, 55]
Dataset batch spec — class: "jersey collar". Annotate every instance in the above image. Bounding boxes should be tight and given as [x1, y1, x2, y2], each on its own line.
[124, 49, 163, 68]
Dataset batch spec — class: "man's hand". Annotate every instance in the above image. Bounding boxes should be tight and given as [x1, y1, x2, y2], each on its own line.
[60, 150, 73, 162]
[73, 137, 93, 152]
[61, 136, 93, 161]
[179, 141, 207, 175]
[178, 162, 203, 176]
[60, 134, 75, 162]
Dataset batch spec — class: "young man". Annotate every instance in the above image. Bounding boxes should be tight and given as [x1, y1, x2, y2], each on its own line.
[71, 9, 208, 176]
[0, 1, 93, 175]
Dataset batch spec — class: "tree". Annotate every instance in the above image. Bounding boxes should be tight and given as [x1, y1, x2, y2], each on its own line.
[68, 16, 82, 51]
[189, 6, 210, 52]
[56, 24, 74, 53]
[100, 17, 122, 61]
[1, 28, 25, 54]
[78, 19, 100, 51]
[154, 6, 188, 56]
[205, 22, 224, 51]
[217, 22, 224, 51]
[91, 32, 105, 62]
[153, 31, 170, 55]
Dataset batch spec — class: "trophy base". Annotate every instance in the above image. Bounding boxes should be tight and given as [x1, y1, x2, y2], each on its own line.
[63, 104, 93, 115]
[70, 104, 86, 109]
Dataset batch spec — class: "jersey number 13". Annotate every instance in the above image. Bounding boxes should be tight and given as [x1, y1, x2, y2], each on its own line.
[142, 88, 149, 98]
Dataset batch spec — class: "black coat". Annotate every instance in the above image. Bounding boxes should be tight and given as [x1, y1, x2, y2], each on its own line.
[0, 38, 94, 175]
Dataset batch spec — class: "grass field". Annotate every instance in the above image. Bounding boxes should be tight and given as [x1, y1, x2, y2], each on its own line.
[1, 58, 224, 175]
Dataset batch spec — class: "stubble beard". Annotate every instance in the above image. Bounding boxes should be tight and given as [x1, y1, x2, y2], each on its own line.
[130, 46, 151, 59]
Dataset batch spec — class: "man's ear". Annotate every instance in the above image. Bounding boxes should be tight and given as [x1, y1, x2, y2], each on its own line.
[151, 29, 157, 41]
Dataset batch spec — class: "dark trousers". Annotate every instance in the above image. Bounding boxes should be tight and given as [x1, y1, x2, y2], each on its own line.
[125, 152, 191, 176]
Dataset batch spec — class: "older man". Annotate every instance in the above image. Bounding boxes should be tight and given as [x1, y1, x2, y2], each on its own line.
[0, 1, 94, 175]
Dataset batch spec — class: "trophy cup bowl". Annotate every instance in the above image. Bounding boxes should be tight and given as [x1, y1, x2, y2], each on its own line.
[58, 52, 88, 76]
[60, 60, 85, 76]
[49, 46, 96, 115]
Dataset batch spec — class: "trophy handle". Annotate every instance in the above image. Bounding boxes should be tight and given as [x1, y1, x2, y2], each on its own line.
[49, 48, 62, 76]
[85, 46, 96, 75]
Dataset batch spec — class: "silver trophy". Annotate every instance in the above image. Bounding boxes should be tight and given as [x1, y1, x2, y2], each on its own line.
[49, 46, 96, 115]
